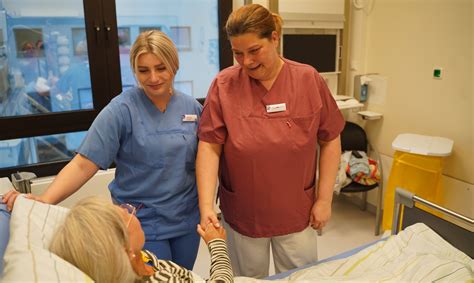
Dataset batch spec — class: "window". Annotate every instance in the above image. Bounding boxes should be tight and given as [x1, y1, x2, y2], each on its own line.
[0, 0, 232, 178]
[117, 27, 131, 54]
[175, 81, 193, 97]
[139, 26, 162, 33]
[170, 26, 191, 51]
[14, 28, 44, 58]
[71, 28, 87, 56]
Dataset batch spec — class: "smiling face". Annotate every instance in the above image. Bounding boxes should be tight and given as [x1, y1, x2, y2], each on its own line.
[135, 52, 173, 100]
[230, 31, 281, 82]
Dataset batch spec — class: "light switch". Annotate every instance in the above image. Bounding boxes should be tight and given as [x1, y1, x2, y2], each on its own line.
[433, 67, 443, 79]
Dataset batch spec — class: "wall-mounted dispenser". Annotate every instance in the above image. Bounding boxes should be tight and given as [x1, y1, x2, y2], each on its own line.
[354, 75, 372, 102]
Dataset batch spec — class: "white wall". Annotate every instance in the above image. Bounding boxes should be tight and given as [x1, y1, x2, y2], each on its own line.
[279, 0, 344, 14]
[362, 0, 473, 182]
[345, 0, 473, 218]
[240, 0, 344, 14]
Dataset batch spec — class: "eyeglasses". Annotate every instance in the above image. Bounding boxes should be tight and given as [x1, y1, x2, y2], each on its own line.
[119, 203, 141, 228]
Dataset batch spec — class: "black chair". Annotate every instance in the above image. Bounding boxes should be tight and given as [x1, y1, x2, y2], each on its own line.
[339, 121, 383, 235]
[197, 97, 206, 106]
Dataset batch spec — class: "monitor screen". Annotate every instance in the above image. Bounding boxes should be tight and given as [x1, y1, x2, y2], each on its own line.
[282, 34, 337, 73]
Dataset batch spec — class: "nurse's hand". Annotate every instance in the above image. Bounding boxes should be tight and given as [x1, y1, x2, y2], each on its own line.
[197, 223, 226, 244]
[200, 208, 220, 229]
[309, 200, 332, 230]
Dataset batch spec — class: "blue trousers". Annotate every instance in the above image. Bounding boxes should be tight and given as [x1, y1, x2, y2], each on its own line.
[144, 231, 200, 270]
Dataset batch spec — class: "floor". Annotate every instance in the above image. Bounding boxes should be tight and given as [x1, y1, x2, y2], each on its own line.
[192, 195, 383, 279]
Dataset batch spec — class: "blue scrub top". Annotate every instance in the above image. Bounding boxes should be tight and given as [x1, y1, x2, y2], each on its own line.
[0, 204, 10, 274]
[78, 87, 202, 240]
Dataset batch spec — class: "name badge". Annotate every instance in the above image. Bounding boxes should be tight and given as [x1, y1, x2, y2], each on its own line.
[182, 114, 198, 122]
[266, 103, 286, 113]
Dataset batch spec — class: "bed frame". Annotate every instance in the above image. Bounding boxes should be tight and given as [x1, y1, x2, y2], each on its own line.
[392, 187, 474, 258]
[267, 187, 473, 280]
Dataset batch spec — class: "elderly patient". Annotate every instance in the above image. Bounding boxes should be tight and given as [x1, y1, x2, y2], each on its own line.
[49, 197, 233, 283]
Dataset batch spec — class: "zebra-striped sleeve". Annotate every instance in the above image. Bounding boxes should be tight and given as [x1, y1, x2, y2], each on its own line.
[206, 239, 234, 283]
[141, 250, 193, 282]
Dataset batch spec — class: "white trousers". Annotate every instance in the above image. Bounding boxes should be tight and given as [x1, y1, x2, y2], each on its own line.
[223, 220, 318, 278]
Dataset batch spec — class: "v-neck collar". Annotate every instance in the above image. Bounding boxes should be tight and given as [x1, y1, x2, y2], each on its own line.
[252, 58, 287, 97]
[139, 88, 176, 115]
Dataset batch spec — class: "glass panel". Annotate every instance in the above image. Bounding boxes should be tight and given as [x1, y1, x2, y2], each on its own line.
[0, 131, 86, 168]
[169, 26, 191, 51]
[115, 0, 220, 98]
[0, 0, 93, 118]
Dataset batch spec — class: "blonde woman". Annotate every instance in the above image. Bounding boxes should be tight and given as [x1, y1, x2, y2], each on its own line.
[4, 30, 203, 269]
[50, 197, 233, 282]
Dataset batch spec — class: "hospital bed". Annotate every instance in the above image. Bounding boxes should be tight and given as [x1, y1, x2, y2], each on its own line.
[0, 188, 473, 282]
[263, 187, 473, 281]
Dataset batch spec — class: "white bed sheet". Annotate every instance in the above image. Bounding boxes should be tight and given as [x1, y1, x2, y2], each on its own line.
[234, 223, 473, 282]
[286, 223, 473, 282]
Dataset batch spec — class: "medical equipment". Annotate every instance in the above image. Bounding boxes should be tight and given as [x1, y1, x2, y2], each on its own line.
[10, 171, 36, 193]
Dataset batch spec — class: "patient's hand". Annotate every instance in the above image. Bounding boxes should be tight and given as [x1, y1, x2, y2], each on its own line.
[197, 223, 226, 244]
[2, 190, 20, 212]
[2, 191, 47, 212]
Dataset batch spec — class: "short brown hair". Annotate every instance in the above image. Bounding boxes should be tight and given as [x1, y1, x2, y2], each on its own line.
[225, 4, 283, 40]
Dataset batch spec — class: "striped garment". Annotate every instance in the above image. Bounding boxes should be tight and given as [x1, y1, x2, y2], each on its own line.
[140, 239, 234, 283]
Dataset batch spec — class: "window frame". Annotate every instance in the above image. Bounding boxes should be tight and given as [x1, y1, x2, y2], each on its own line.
[0, 0, 232, 178]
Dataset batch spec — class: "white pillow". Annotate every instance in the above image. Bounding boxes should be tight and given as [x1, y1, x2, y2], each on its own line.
[1, 196, 93, 282]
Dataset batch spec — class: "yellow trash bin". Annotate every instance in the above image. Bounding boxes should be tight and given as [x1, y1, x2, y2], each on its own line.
[382, 134, 453, 231]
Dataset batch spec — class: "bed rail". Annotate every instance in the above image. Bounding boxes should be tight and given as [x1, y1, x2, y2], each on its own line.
[391, 187, 474, 258]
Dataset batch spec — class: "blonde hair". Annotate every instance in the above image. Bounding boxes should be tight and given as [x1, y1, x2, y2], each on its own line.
[225, 4, 283, 40]
[49, 197, 138, 283]
[129, 30, 179, 77]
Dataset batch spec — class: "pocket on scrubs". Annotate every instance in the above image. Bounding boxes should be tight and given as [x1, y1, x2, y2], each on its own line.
[290, 113, 320, 148]
[219, 184, 242, 219]
[136, 207, 158, 239]
[301, 185, 316, 214]
[292, 115, 317, 133]
[183, 133, 198, 165]
[143, 131, 186, 168]
[303, 185, 315, 202]
[136, 200, 199, 240]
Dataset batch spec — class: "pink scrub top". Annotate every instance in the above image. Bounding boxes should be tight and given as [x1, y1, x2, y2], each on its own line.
[198, 58, 345, 237]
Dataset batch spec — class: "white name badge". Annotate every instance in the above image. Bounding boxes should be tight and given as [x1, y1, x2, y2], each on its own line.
[266, 103, 287, 113]
[182, 114, 198, 122]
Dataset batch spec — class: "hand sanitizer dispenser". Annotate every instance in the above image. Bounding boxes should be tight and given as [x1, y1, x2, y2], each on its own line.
[354, 75, 372, 102]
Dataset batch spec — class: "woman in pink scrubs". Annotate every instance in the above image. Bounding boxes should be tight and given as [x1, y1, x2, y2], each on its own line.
[197, 4, 345, 278]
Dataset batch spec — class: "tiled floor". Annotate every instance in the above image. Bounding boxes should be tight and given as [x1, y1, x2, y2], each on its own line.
[192, 195, 383, 279]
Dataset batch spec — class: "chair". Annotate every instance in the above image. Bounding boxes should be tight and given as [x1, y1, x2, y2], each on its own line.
[339, 121, 383, 236]
[197, 97, 206, 106]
